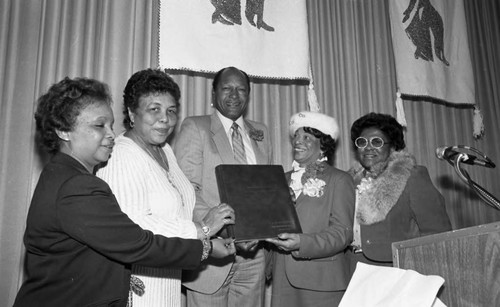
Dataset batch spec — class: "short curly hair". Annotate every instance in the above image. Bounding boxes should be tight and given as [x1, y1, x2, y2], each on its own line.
[350, 112, 405, 151]
[122, 69, 181, 130]
[34, 77, 112, 155]
[303, 127, 337, 165]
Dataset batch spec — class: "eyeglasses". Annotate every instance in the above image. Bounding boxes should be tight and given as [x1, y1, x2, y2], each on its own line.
[355, 137, 389, 149]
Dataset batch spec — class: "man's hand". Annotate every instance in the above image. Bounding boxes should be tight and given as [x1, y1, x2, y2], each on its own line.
[265, 233, 300, 252]
[210, 238, 236, 258]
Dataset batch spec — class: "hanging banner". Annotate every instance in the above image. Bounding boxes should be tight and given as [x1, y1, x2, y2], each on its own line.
[389, 0, 475, 105]
[158, 0, 310, 80]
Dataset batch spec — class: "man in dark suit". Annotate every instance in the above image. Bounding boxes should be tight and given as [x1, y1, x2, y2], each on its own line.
[175, 66, 273, 307]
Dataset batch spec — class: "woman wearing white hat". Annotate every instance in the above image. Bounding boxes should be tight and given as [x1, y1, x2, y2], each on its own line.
[266, 111, 355, 306]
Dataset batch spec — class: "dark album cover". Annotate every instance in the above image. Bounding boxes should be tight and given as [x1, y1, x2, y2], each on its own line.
[215, 164, 302, 242]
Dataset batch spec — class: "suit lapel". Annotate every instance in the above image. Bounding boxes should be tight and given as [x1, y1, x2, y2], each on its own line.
[210, 113, 235, 164]
[286, 171, 305, 208]
[295, 191, 307, 208]
[243, 120, 267, 164]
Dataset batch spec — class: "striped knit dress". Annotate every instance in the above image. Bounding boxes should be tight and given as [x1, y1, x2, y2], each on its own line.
[97, 134, 197, 307]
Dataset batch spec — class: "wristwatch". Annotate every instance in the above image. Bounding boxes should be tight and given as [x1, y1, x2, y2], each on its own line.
[201, 222, 210, 237]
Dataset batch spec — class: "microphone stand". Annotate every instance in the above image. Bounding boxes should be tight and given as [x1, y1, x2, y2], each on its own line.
[452, 153, 500, 210]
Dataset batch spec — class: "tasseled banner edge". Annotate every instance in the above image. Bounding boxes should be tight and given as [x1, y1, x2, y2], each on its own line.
[308, 64, 320, 112]
[473, 105, 485, 139]
[395, 90, 407, 127]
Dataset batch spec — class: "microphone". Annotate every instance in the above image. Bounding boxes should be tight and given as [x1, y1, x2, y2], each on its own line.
[436, 146, 495, 168]
[435, 146, 459, 161]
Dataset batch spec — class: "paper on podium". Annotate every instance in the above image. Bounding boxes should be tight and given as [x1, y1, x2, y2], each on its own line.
[215, 164, 302, 242]
[339, 262, 446, 307]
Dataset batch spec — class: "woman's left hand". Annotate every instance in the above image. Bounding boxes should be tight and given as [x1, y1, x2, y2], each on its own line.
[265, 233, 300, 252]
[203, 203, 235, 236]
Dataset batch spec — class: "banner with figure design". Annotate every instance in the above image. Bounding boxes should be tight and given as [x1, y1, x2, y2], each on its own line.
[389, 0, 481, 136]
[158, 0, 310, 80]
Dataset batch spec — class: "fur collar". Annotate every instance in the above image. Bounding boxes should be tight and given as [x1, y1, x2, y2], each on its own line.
[348, 151, 416, 225]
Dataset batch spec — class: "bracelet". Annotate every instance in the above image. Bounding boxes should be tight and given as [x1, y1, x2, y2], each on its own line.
[201, 239, 212, 262]
[200, 222, 210, 238]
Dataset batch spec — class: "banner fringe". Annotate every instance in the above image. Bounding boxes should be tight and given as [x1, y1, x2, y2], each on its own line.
[473, 106, 484, 139]
[308, 64, 320, 112]
[395, 90, 407, 127]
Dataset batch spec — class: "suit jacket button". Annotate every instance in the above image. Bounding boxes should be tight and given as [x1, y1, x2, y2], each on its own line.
[366, 239, 371, 244]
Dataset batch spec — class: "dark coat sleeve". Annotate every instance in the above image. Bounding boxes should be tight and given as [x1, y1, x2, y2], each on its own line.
[408, 166, 452, 235]
[57, 173, 203, 268]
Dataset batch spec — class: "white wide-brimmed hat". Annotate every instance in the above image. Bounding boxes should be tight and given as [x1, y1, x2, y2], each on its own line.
[289, 111, 339, 141]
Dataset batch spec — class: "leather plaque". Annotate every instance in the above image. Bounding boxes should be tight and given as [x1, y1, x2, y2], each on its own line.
[215, 164, 302, 242]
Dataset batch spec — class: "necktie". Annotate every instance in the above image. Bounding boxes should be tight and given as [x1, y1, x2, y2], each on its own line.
[231, 122, 247, 164]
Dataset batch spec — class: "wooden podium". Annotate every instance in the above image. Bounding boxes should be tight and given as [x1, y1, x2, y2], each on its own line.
[392, 221, 500, 307]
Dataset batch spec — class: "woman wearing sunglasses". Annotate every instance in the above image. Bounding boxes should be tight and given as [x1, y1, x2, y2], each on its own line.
[347, 112, 451, 274]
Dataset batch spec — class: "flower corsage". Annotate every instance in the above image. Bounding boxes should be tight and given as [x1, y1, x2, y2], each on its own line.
[301, 161, 327, 197]
[249, 128, 264, 141]
[302, 178, 326, 197]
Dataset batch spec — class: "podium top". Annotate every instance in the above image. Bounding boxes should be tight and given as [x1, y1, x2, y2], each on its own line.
[392, 220, 500, 251]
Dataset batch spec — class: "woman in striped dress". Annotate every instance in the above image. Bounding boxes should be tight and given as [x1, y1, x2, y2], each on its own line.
[97, 69, 235, 307]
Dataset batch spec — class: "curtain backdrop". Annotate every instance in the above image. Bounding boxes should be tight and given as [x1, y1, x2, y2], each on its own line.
[1, 0, 499, 306]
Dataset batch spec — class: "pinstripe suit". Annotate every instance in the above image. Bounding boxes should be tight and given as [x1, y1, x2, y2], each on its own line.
[174, 112, 272, 306]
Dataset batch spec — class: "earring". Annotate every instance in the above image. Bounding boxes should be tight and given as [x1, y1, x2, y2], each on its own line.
[130, 121, 134, 128]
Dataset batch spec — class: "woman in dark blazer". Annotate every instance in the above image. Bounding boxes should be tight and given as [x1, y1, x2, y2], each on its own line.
[347, 112, 452, 271]
[266, 111, 355, 307]
[13, 77, 235, 307]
